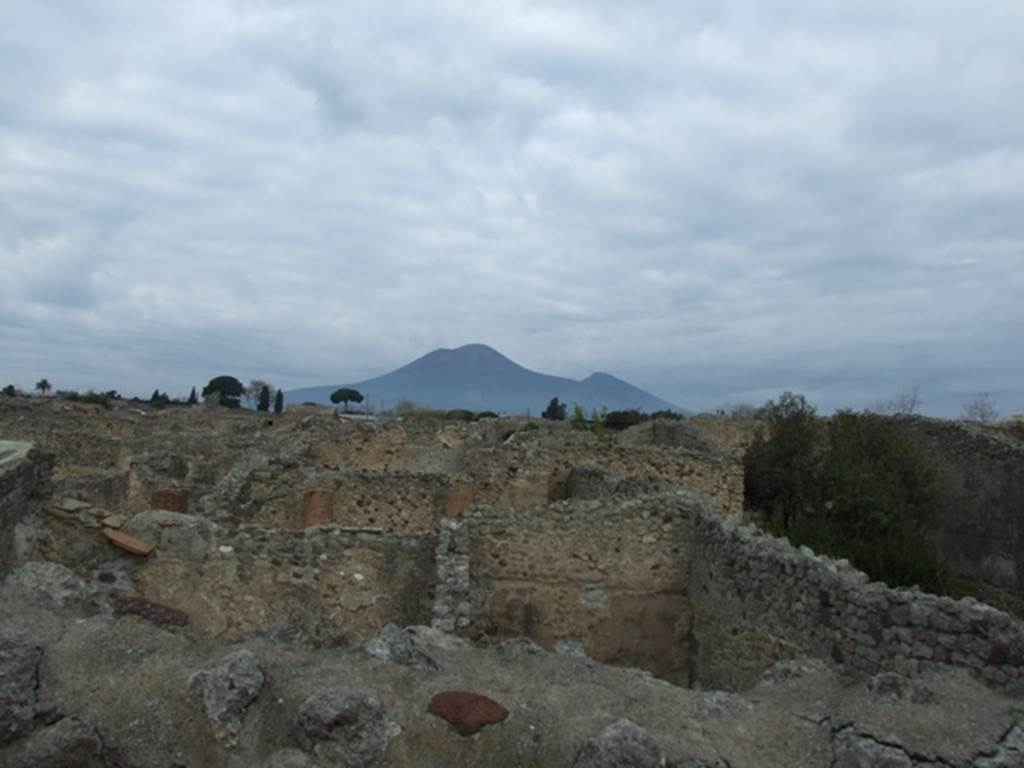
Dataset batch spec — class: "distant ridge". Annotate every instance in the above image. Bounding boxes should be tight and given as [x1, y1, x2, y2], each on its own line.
[286, 343, 684, 414]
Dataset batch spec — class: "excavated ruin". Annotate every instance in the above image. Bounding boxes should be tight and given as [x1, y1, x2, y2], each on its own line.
[1, 396, 1022, 767]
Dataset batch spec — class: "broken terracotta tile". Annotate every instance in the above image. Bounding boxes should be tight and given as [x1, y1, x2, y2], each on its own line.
[103, 528, 155, 556]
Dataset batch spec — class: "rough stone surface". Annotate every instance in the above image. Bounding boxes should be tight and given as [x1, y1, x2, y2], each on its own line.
[832, 727, 913, 768]
[189, 649, 265, 747]
[295, 688, 397, 768]
[364, 623, 438, 670]
[1, 561, 92, 612]
[6, 716, 105, 768]
[262, 748, 315, 767]
[0, 636, 42, 745]
[571, 719, 668, 768]
[112, 592, 189, 627]
[428, 690, 510, 736]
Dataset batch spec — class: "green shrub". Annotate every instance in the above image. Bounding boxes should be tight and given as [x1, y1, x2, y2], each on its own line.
[744, 394, 947, 592]
[474, 411, 499, 420]
[604, 409, 647, 431]
[445, 409, 475, 421]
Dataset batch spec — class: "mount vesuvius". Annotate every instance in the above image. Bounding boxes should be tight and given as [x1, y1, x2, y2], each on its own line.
[286, 344, 683, 414]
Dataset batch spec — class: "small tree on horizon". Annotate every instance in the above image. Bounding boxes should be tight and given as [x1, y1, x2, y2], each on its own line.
[273, 389, 284, 415]
[258, 385, 271, 412]
[202, 376, 245, 408]
[542, 397, 567, 421]
[35, 379, 52, 396]
[187, 386, 198, 405]
[962, 392, 998, 422]
[330, 387, 364, 412]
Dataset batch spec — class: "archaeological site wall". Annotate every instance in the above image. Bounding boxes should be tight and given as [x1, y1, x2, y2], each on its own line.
[0, 442, 52, 573]
[463, 497, 694, 684]
[4, 399, 1023, 702]
[689, 493, 1024, 691]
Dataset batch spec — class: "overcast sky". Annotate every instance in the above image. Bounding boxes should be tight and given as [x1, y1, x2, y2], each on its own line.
[2, 1, 1022, 416]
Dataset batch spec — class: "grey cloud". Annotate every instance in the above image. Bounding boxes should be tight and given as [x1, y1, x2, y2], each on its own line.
[1, 0, 1022, 416]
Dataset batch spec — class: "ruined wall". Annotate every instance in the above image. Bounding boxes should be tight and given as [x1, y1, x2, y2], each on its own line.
[465, 497, 693, 684]
[244, 469, 454, 532]
[117, 512, 437, 644]
[0, 442, 52, 574]
[688, 493, 1024, 691]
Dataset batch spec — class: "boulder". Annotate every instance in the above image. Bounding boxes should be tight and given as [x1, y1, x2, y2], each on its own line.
[0, 636, 42, 745]
[295, 688, 398, 768]
[364, 624, 438, 670]
[189, 650, 265, 747]
[7, 717, 104, 768]
[571, 719, 666, 768]
[1, 562, 93, 613]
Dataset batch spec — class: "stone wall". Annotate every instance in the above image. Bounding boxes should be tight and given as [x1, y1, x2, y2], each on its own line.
[0, 442, 52, 574]
[244, 469, 453, 532]
[687, 492, 1024, 691]
[111, 513, 437, 645]
[465, 497, 694, 684]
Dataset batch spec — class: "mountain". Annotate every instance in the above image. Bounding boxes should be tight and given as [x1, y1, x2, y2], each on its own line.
[286, 343, 684, 414]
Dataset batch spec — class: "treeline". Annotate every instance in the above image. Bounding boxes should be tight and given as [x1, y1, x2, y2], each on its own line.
[2, 375, 285, 414]
[540, 397, 681, 431]
[744, 392, 949, 593]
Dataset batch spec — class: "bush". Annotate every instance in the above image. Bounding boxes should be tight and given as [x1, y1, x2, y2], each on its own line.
[445, 409, 475, 422]
[604, 409, 647, 431]
[649, 409, 683, 421]
[57, 390, 114, 409]
[542, 397, 567, 421]
[474, 411, 499, 420]
[744, 393, 947, 591]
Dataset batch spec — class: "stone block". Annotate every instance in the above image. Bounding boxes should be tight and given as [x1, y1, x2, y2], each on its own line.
[151, 488, 188, 513]
[302, 490, 334, 528]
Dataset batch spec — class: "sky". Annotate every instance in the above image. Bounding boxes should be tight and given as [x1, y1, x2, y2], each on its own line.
[1, 1, 1022, 416]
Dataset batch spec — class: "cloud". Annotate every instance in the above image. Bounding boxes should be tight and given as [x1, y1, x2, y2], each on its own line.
[1, 0, 1022, 415]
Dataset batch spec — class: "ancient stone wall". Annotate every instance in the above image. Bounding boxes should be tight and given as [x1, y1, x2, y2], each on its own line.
[688, 492, 1024, 691]
[465, 497, 694, 684]
[0, 443, 52, 574]
[244, 469, 453, 532]
[117, 512, 437, 644]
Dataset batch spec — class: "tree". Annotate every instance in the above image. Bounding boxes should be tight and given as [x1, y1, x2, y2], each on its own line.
[743, 393, 948, 591]
[187, 387, 198, 405]
[870, 385, 922, 415]
[570, 403, 589, 430]
[330, 387, 364, 412]
[541, 397, 567, 421]
[962, 393, 998, 422]
[202, 376, 245, 408]
[258, 385, 271, 412]
[246, 380, 275, 409]
[743, 392, 821, 531]
[273, 389, 284, 415]
[35, 379, 51, 396]
[2, 385, 16, 397]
